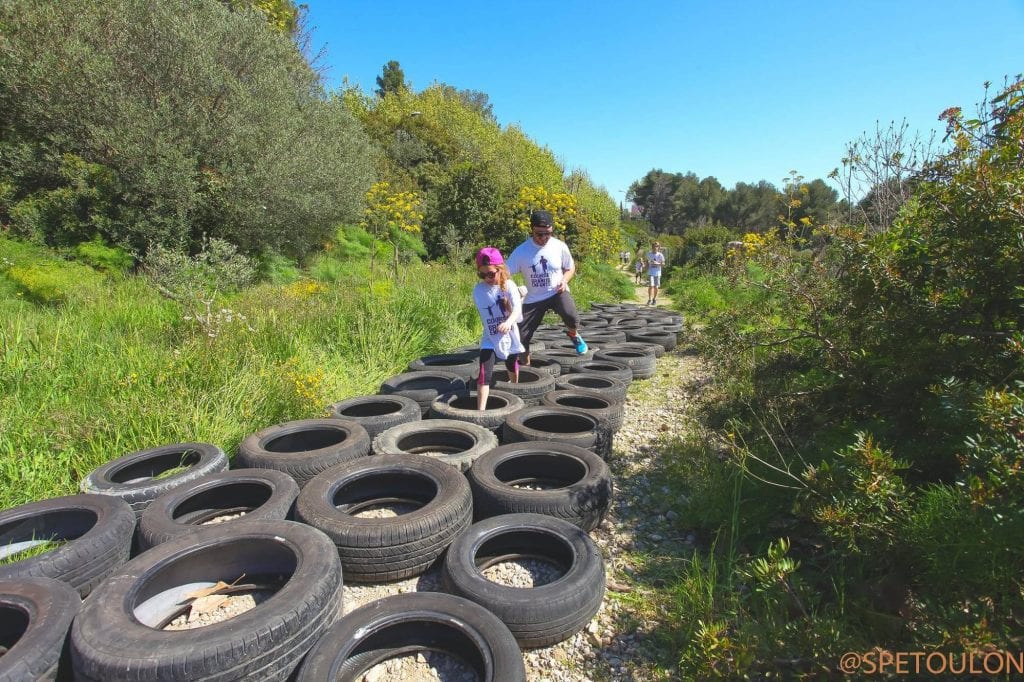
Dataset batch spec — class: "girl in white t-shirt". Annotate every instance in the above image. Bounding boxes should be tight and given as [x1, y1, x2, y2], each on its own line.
[472, 247, 524, 410]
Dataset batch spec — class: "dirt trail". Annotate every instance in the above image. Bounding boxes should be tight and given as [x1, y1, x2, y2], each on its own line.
[633, 284, 672, 308]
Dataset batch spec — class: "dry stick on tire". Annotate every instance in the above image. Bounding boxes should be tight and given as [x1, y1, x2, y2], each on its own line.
[0, 577, 81, 682]
[137, 469, 300, 551]
[466, 442, 613, 531]
[442, 513, 605, 649]
[371, 419, 498, 472]
[502, 405, 601, 455]
[429, 389, 525, 434]
[0, 495, 135, 598]
[295, 454, 473, 583]
[79, 442, 229, 519]
[326, 394, 421, 441]
[295, 592, 525, 681]
[70, 520, 343, 682]
[236, 418, 370, 487]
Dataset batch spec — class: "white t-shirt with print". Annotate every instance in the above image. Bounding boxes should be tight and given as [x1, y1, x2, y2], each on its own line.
[473, 280, 525, 360]
[506, 237, 574, 305]
[647, 250, 665, 275]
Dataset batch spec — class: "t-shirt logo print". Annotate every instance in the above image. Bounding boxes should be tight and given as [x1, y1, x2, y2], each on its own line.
[529, 256, 551, 288]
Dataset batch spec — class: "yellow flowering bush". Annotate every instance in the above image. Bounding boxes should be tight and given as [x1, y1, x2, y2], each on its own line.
[361, 181, 424, 236]
[283, 280, 327, 299]
[360, 181, 425, 279]
[740, 230, 780, 256]
[512, 186, 578, 233]
[282, 358, 326, 415]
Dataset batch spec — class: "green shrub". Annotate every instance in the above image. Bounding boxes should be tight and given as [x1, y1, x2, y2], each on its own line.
[0, 0, 375, 256]
[75, 237, 134, 274]
[8, 196, 45, 242]
[307, 254, 347, 282]
[573, 261, 633, 306]
[331, 224, 373, 260]
[258, 250, 302, 285]
[144, 238, 256, 301]
[800, 433, 910, 558]
[674, 224, 738, 272]
[5, 261, 102, 304]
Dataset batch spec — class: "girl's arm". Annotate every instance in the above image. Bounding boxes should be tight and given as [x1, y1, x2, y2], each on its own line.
[496, 282, 522, 334]
[508, 281, 523, 321]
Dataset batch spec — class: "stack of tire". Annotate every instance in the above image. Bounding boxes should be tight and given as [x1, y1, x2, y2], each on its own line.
[0, 301, 680, 681]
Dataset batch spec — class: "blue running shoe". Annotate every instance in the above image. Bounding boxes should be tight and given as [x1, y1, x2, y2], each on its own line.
[571, 334, 588, 355]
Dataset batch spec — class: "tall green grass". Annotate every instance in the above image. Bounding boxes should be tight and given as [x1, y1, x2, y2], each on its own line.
[0, 237, 629, 509]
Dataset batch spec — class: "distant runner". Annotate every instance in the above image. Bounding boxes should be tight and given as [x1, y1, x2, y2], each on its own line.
[646, 241, 665, 305]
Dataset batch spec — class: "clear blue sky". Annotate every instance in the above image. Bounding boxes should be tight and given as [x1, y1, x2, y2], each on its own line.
[302, 0, 1023, 202]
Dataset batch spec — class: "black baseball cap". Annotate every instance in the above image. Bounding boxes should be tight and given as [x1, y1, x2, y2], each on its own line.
[530, 210, 553, 228]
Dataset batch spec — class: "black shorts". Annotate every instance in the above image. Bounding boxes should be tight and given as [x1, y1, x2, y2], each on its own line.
[478, 349, 519, 387]
[518, 290, 580, 352]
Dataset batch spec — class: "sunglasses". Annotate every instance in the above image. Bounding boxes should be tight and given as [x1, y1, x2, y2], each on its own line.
[532, 230, 554, 238]
[477, 270, 499, 279]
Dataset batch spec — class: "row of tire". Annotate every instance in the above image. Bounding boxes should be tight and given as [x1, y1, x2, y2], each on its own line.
[0, 303, 680, 681]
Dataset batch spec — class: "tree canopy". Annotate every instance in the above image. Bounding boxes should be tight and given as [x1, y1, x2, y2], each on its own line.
[628, 168, 839, 235]
[0, 0, 374, 256]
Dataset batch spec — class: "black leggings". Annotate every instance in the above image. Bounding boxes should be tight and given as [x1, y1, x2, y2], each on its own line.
[518, 290, 580, 354]
[478, 349, 519, 388]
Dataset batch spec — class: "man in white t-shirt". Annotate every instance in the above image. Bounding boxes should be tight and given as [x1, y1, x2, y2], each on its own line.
[646, 241, 665, 305]
[505, 210, 588, 364]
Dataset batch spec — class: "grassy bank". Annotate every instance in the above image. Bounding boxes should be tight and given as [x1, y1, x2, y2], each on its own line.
[0, 237, 631, 508]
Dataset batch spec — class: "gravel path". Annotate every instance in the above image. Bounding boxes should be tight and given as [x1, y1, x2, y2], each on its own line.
[337, 341, 709, 681]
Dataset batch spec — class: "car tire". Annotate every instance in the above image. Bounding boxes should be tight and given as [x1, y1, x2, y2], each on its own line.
[79, 443, 228, 519]
[542, 388, 624, 433]
[428, 389, 525, 434]
[554, 374, 628, 404]
[70, 520, 342, 682]
[0, 494, 135, 597]
[371, 419, 498, 472]
[593, 349, 657, 379]
[490, 366, 556, 407]
[466, 443, 612, 531]
[327, 394, 421, 441]
[295, 454, 472, 583]
[442, 513, 605, 648]
[236, 418, 370, 487]
[502, 406, 601, 455]
[295, 592, 525, 681]
[0, 577, 81, 682]
[379, 371, 467, 416]
[570, 360, 633, 387]
[137, 469, 299, 551]
[407, 352, 480, 380]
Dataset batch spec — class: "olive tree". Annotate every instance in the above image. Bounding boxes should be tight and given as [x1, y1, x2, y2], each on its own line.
[0, 0, 375, 256]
